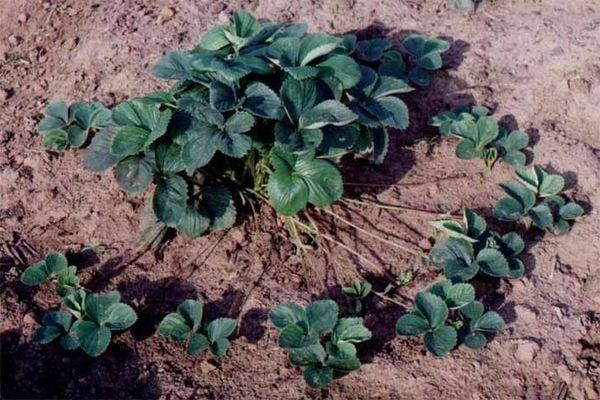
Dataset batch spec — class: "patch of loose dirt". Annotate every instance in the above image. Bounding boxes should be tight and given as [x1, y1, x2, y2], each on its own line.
[1, 0, 599, 399]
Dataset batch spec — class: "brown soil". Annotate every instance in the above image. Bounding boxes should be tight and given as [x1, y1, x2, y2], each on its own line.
[1, 0, 599, 399]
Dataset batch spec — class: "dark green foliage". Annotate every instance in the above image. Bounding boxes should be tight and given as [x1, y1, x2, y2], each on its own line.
[36, 10, 448, 241]
[493, 165, 584, 234]
[396, 280, 504, 356]
[429, 209, 526, 281]
[158, 299, 236, 357]
[430, 105, 530, 168]
[24, 251, 137, 357]
[342, 280, 372, 315]
[269, 300, 371, 388]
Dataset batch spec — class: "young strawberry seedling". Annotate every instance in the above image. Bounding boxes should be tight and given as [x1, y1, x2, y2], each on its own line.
[430, 105, 530, 167]
[36, 10, 448, 247]
[494, 165, 584, 234]
[342, 280, 372, 315]
[22, 252, 138, 357]
[428, 209, 526, 281]
[269, 300, 371, 388]
[396, 279, 504, 356]
[158, 299, 237, 357]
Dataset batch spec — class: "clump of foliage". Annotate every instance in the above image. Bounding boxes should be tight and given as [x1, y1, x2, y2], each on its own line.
[36, 101, 111, 151]
[158, 299, 237, 357]
[36, 10, 448, 243]
[21, 252, 138, 357]
[342, 280, 372, 315]
[429, 209, 526, 281]
[269, 300, 372, 388]
[494, 165, 584, 235]
[396, 279, 504, 356]
[430, 105, 530, 167]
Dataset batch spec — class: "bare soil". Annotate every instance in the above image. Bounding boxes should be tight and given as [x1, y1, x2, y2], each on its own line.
[1, 0, 599, 399]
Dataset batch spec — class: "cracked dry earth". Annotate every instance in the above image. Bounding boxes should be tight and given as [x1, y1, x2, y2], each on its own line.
[1, 0, 599, 399]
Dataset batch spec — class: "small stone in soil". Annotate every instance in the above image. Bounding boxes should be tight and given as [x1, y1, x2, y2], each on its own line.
[8, 35, 21, 46]
[0, 88, 9, 104]
[64, 37, 78, 50]
[157, 7, 175, 24]
[515, 339, 540, 362]
[418, 238, 432, 250]
[18, 13, 28, 23]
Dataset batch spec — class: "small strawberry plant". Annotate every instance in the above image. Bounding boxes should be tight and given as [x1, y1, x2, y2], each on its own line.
[493, 165, 584, 234]
[158, 299, 237, 357]
[269, 300, 371, 388]
[21, 252, 138, 357]
[429, 209, 526, 281]
[396, 279, 504, 356]
[430, 105, 530, 167]
[36, 10, 448, 245]
[342, 280, 372, 315]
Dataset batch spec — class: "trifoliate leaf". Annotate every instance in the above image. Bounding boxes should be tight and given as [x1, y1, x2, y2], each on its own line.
[429, 237, 474, 269]
[494, 197, 526, 221]
[559, 202, 584, 220]
[104, 303, 137, 331]
[355, 38, 391, 62]
[474, 248, 510, 277]
[242, 82, 283, 119]
[42, 129, 69, 151]
[84, 291, 120, 325]
[158, 313, 192, 341]
[278, 324, 318, 349]
[473, 311, 505, 332]
[332, 318, 371, 344]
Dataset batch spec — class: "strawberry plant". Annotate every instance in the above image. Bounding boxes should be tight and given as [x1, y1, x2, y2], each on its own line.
[21, 251, 138, 357]
[342, 280, 372, 314]
[396, 279, 504, 356]
[446, 0, 483, 11]
[158, 299, 236, 357]
[36, 10, 448, 244]
[269, 300, 371, 388]
[494, 165, 584, 234]
[430, 105, 530, 167]
[429, 209, 526, 281]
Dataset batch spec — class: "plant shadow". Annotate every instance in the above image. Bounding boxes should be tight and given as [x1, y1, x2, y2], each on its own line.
[0, 328, 161, 399]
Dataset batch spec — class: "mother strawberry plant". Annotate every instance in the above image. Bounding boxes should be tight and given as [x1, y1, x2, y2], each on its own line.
[37, 10, 448, 243]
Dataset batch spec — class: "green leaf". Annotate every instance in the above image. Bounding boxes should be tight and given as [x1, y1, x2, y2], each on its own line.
[209, 81, 238, 112]
[71, 102, 112, 131]
[370, 76, 413, 99]
[181, 128, 218, 173]
[332, 318, 371, 344]
[84, 129, 124, 172]
[187, 333, 210, 355]
[278, 324, 318, 349]
[37, 101, 69, 132]
[288, 343, 326, 366]
[476, 116, 499, 148]
[210, 338, 230, 357]
[67, 125, 87, 148]
[21, 261, 50, 285]
[559, 202, 584, 220]
[176, 207, 210, 238]
[154, 142, 185, 175]
[474, 311, 505, 332]
[538, 169, 565, 197]
[84, 291, 120, 325]
[42, 129, 69, 151]
[355, 38, 391, 62]
[527, 204, 554, 229]
[298, 34, 342, 65]
[317, 55, 361, 89]
[232, 10, 261, 38]
[280, 78, 318, 121]
[499, 232, 525, 256]
[34, 311, 73, 344]
[424, 325, 457, 357]
[224, 111, 255, 135]
[444, 258, 479, 282]
[503, 150, 527, 167]
[500, 182, 536, 211]
[395, 313, 429, 336]
[153, 175, 188, 227]
[267, 169, 309, 216]
[158, 313, 192, 341]
[464, 209, 487, 238]
[502, 130, 529, 151]
[111, 126, 149, 157]
[326, 352, 361, 372]
[197, 26, 230, 51]
[459, 300, 484, 321]
[200, 185, 236, 231]
[494, 197, 526, 221]
[33, 325, 64, 344]
[152, 51, 193, 80]
[274, 121, 322, 153]
[207, 318, 236, 342]
[63, 290, 86, 319]
[114, 156, 153, 196]
[59, 329, 80, 350]
[306, 300, 338, 335]
[299, 100, 357, 130]
[269, 303, 308, 329]
[242, 82, 283, 119]
[320, 124, 360, 157]
[455, 139, 479, 160]
[429, 237, 473, 269]
[414, 292, 448, 328]
[303, 365, 333, 389]
[463, 332, 487, 349]
[474, 248, 510, 277]
[450, 119, 477, 141]
[104, 303, 137, 331]
[363, 97, 409, 130]
[73, 320, 112, 357]
[446, 283, 475, 309]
